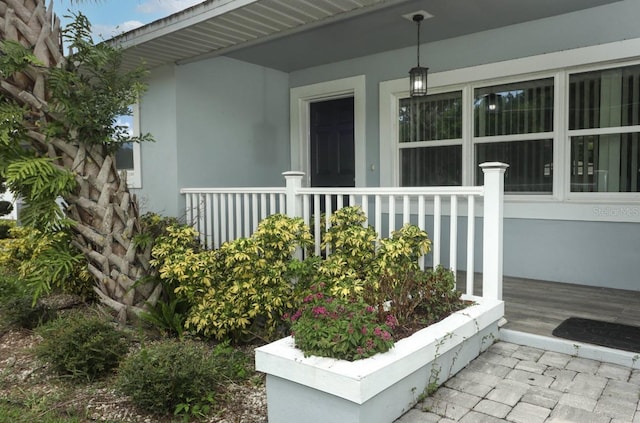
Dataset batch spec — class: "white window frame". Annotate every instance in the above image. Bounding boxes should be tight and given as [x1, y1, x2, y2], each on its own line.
[564, 61, 640, 202]
[380, 37, 640, 222]
[470, 73, 558, 200]
[290, 75, 366, 187]
[116, 102, 142, 189]
[396, 87, 465, 187]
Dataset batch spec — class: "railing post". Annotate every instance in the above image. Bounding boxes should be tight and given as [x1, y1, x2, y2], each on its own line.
[282, 171, 305, 219]
[480, 162, 508, 300]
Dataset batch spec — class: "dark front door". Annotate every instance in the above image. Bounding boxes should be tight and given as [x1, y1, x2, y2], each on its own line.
[310, 97, 355, 188]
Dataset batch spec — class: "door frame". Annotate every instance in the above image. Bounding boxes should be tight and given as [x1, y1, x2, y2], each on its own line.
[290, 75, 366, 187]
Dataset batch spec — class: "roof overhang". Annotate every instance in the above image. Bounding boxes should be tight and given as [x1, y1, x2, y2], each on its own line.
[112, 0, 624, 73]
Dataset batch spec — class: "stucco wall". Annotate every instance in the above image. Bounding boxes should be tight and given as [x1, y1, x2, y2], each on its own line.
[424, 217, 640, 291]
[134, 64, 179, 217]
[174, 56, 290, 190]
[137, 57, 290, 218]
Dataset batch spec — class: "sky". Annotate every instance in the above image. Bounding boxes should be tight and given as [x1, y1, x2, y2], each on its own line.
[55, 0, 204, 41]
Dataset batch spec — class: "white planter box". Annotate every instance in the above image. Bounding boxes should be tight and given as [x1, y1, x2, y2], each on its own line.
[255, 295, 504, 423]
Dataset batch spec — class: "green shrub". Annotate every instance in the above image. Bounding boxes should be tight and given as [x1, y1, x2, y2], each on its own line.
[0, 226, 92, 302]
[151, 214, 313, 340]
[318, 206, 377, 298]
[36, 314, 129, 381]
[418, 265, 464, 323]
[288, 207, 465, 360]
[1, 296, 57, 329]
[0, 267, 22, 302]
[0, 268, 56, 330]
[289, 286, 395, 361]
[116, 340, 249, 416]
[316, 207, 431, 301]
[134, 212, 193, 251]
[138, 294, 188, 339]
[0, 219, 15, 239]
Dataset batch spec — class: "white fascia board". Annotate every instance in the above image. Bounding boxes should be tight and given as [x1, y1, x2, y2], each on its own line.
[114, 0, 259, 49]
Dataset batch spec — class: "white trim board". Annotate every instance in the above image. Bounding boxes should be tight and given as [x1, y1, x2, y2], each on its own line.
[124, 102, 142, 189]
[500, 329, 640, 369]
[290, 75, 366, 187]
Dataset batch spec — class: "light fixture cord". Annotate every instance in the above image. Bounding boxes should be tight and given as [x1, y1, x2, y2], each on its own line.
[416, 19, 421, 66]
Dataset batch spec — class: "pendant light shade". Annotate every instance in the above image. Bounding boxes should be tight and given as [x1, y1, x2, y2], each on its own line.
[409, 14, 428, 97]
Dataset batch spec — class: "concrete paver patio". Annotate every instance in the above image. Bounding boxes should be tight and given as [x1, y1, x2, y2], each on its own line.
[396, 341, 640, 423]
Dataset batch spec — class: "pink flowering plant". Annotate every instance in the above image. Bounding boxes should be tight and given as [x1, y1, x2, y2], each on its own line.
[288, 285, 396, 361]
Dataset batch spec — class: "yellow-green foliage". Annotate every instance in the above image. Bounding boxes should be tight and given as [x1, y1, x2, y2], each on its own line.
[375, 224, 432, 276]
[151, 207, 433, 341]
[0, 226, 91, 300]
[319, 207, 377, 298]
[151, 215, 313, 340]
[317, 207, 431, 300]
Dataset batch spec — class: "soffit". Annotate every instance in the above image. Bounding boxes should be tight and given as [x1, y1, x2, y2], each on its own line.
[114, 0, 624, 72]
[115, 0, 397, 71]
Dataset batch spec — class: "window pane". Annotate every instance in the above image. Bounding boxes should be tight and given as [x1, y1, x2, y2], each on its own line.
[570, 133, 640, 192]
[569, 64, 640, 130]
[399, 91, 462, 142]
[400, 145, 462, 186]
[115, 142, 134, 170]
[474, 78, 554, 137]
[476, 139, 553, 193]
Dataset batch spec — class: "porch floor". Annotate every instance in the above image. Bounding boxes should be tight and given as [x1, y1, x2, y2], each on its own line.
[458, 275, 640, 338]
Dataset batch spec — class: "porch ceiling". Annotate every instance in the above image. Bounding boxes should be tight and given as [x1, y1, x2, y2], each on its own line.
[114, 0, 623, 72]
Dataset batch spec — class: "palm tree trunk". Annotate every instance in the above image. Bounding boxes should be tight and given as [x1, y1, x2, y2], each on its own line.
[0, 0, 161, 320]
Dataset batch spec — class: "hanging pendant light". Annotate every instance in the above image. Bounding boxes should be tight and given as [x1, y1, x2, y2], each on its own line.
[409, 14, 428, 97]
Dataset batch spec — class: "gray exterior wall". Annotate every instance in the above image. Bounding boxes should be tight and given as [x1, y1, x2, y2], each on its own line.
[503, 219, 640, 290]
[136, 56, 290, 218]
[134, 64, 179, 216]
[137, 0, 640, 290]
[424, 217, 640, 291]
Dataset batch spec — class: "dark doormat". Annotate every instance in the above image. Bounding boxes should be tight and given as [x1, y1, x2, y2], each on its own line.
[552, 317, 640, 353]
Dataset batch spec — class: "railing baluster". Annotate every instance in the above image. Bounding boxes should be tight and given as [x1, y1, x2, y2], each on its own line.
[185, 193, 193, 228]
[235, 194, 242, 239]
[213, 194, 220, 249]
[260, 194, 267, 221]
[198, 193, 206, 247]
[220, 194, 227, 246]
[449, 195, 458, 276]
[325, 194, 332, 257]
[227, 194, 235, 241]
[243, 193, 250, 238]
[302, 194, 310, 257]
[252, 194, 259, 234]
[314, 194, 321, 256]
[402, 195, 410, 225]
[433, 195, 441, 268]
[375, 195, 382, 238]
[466, 195, 475, 295]
[205, 194, 213, 249]
[279, 193, 286, 214]
[361, 195, 368, 226]
[302, 194, 310, 225]
[337, 194, 343, 210]
[388, 195, 395, 237]
[268, 193, 275, 215]
[418, 195, 425, 270]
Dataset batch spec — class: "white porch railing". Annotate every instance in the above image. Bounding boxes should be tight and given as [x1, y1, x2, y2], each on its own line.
[180, 162, 508, 299]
